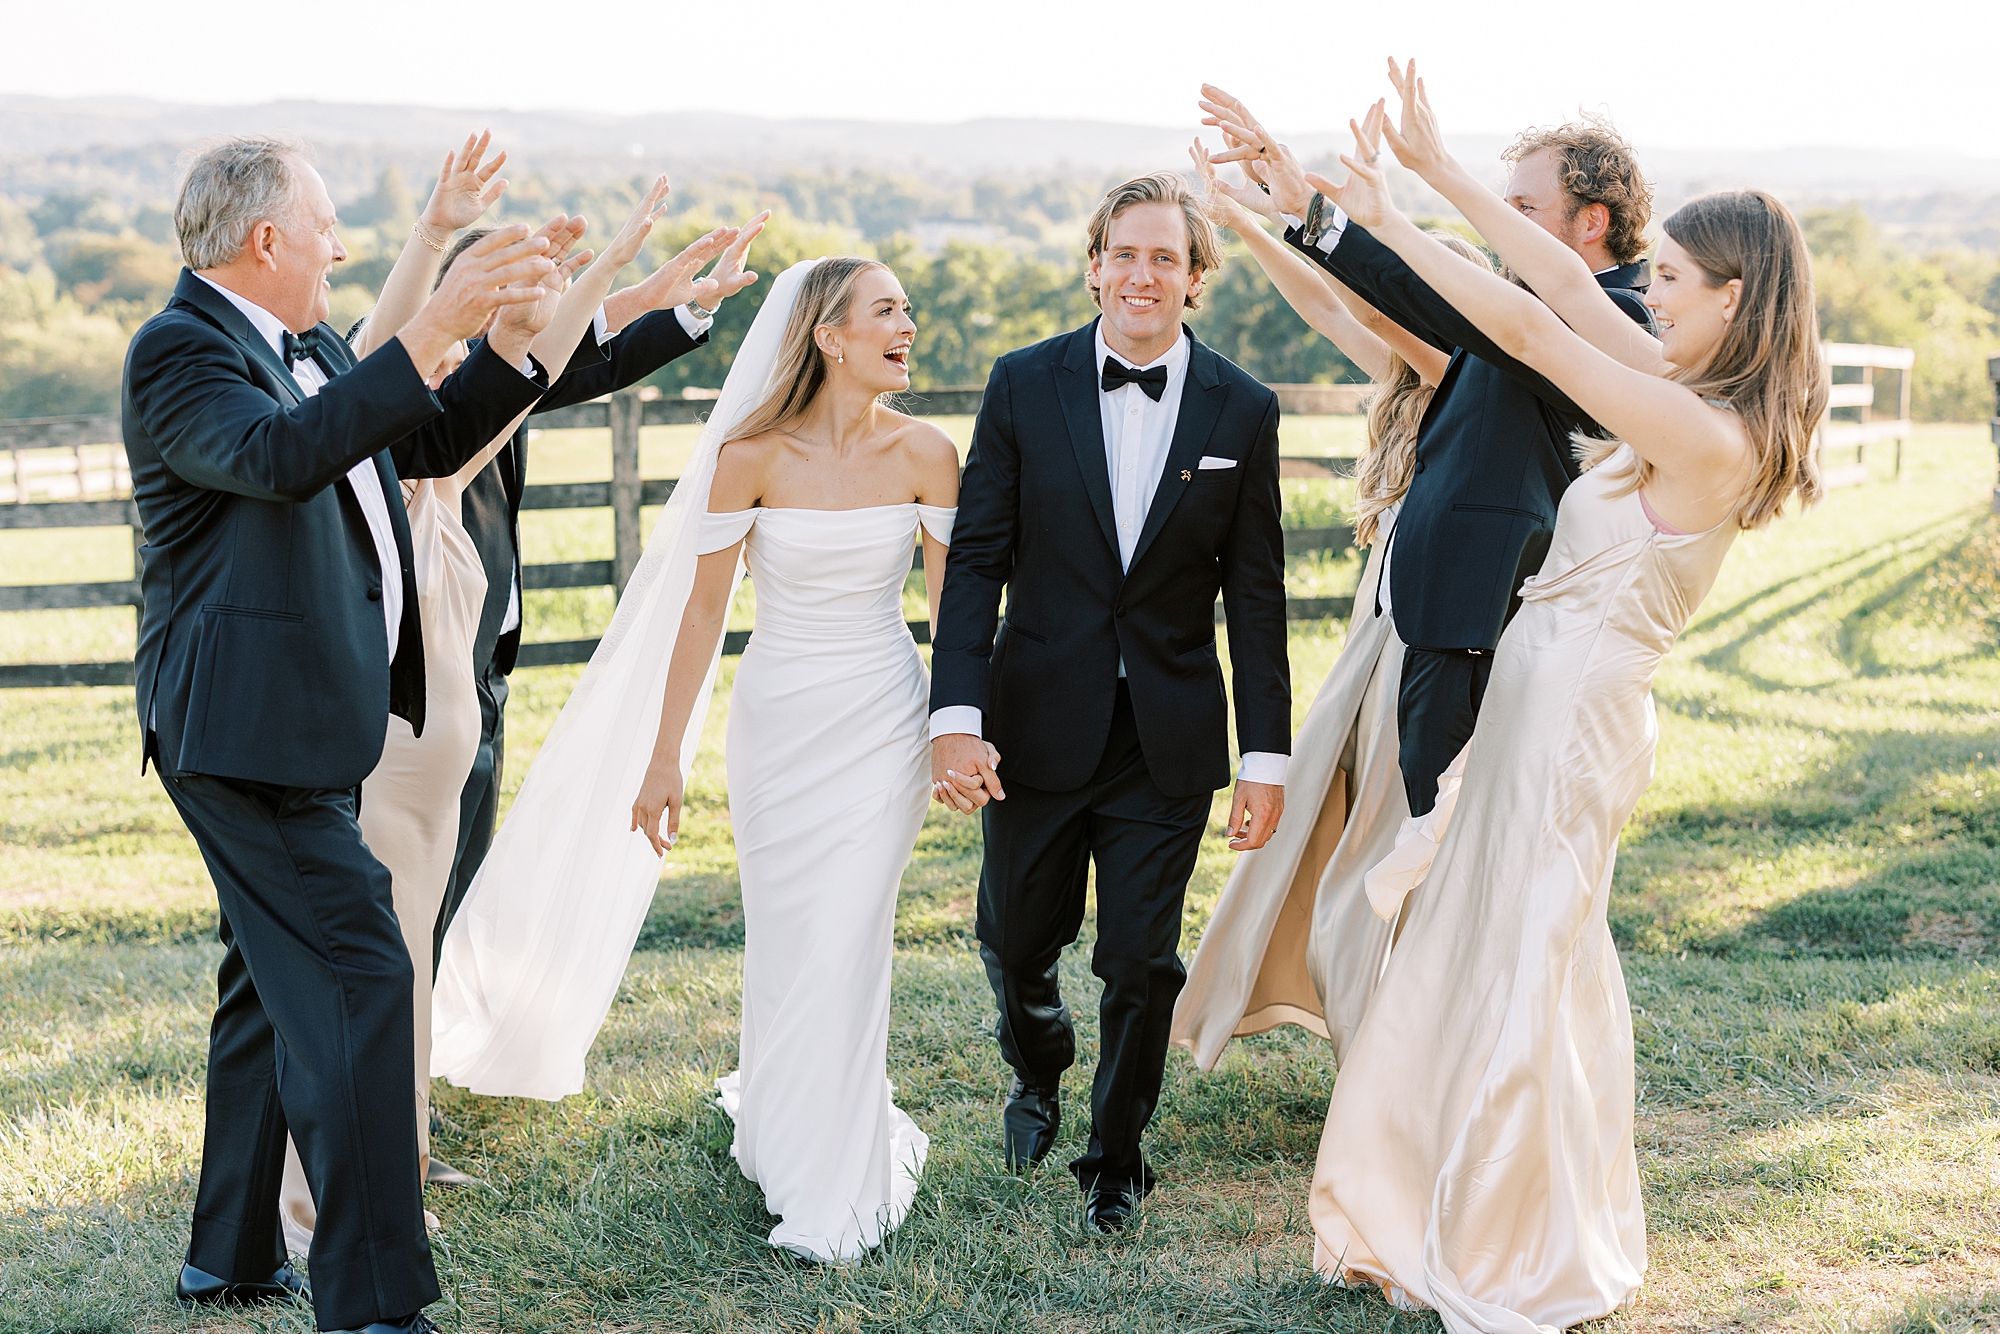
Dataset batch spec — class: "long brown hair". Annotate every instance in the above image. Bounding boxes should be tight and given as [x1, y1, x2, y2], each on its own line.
[1355, 231, 1493, 545]
[725, 256, 892, 444]
[1578, 190, 1828, 529]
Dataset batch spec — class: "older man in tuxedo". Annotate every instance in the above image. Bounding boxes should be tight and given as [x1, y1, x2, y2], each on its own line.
[124, 136, 556, 1334]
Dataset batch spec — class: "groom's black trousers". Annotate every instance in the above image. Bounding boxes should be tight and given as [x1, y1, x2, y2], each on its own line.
[976, 681, 1209, 1198]
[434, 662, 508, 972]
[161, 771, 439, 1331]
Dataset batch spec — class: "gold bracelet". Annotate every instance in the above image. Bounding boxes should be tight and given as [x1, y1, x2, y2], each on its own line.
[412, 220, 449, 254]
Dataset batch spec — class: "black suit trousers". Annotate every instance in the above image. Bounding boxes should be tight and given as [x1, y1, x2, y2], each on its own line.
[976, 681, 1209, 1197]
[1396, 647, 1494, 817]
[162, 772, 438, 1331]
[436, 662, 509, 971]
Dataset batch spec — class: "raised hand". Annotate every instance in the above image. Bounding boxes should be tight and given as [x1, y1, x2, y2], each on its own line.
[597, 174, 676, 273]
[1312, 111, 1402, 232]
[690, 210, 769, 312]
[396, 225, 553, 374]
[1190, 138, 1274, 227]
[421, 130, 509, 236]
[1383, 58, 1454, 183]
[1198, 84, 1315, 217]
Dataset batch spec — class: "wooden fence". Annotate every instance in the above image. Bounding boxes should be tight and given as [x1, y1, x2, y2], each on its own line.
[1819, 343, 1915, 488]
[0, 384, 1364, 689]
[1989, 352, 2000, 515]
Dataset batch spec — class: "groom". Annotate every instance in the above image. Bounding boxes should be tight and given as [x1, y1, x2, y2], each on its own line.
[931, 172, 1291, 1232]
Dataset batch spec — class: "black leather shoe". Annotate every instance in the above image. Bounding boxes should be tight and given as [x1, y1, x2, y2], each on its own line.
[174, 1261, 310, 1307]
[425, 1152, 484, 1188]
[1002, 1075, 1060, 1171]
[327, 1314, 439, 1334]
[1084, 1183, 1139, 1234]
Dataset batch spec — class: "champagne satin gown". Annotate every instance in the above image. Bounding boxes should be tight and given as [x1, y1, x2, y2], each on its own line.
[699, 502, 951, 1263]
[1311, 448, 1736, 1333]
[279, 472, 487, 1255]
[1172, 509, 1408, 1069]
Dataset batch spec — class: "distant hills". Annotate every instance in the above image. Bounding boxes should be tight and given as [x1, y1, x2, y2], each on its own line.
[4, 94, 1998, 252]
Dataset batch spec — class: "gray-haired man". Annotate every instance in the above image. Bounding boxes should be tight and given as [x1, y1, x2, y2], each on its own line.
[124, 136, 554, 1334]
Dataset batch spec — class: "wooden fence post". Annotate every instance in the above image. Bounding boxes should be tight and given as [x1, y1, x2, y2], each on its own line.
[1988, 354, 1999, 514]
[610, 389, 643, 592]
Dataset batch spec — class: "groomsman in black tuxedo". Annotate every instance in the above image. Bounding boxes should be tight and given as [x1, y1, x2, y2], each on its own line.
[430, 217, 767, 1024]
[931, 173, 1291, 1233]
[124, 136, 558, 1334]
[1204, 90, 1656, 817]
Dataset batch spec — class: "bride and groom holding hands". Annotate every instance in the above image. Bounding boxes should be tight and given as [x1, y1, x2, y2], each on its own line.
[132, 55, 1828, 1334]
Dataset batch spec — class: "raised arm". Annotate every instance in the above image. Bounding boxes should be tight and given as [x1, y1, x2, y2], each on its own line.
[1328, 135, 1749, 530]
[351, 131, 511, 358]
[1378, 61, 1669, 376]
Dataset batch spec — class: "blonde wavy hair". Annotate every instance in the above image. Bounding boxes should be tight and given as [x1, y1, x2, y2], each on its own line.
[1575, 190, 1828, 529]
[725, 256, 894, 444]
[1354, 231, 1494, 546]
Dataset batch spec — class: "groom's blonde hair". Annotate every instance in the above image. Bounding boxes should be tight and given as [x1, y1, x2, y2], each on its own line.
[1085, 172, 1223, 312]
[726, 256, 892, 445]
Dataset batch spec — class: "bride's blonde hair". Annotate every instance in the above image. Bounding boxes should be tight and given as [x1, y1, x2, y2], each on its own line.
[725, 256, 892, 444]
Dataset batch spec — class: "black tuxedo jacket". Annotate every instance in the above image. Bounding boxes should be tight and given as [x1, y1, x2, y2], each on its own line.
[462, 309, 706, 677]
[1287, 223, 1656, 651]
[931, 320, 1290, 798]
[124, 269, 548, 789]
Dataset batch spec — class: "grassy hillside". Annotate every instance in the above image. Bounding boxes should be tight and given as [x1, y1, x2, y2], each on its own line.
[1, 424, 1996, 1332]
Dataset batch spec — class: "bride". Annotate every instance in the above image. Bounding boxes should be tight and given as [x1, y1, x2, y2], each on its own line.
[431, 256, 965, 1264]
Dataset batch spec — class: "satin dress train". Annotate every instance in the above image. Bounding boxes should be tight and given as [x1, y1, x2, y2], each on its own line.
[1171, 511, 1408, 1068]
[1310, 447, 1737, 1334]
[278, 473, 486, 1255]
[699, 502, 951, 1263]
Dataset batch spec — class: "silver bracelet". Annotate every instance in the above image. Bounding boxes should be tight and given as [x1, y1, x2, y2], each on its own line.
[686, 298, 717, 322]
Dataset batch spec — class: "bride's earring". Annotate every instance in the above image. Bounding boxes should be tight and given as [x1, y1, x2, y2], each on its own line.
[836, 348, 845, 364]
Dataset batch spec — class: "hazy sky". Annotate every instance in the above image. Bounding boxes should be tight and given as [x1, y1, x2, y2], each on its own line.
[9, 0, 1994, 158]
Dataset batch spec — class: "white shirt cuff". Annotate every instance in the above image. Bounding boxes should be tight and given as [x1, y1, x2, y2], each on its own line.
[591, 305, 612, 345]
[516, 354, 538, 379]
[1238, 751, 1289, 785]
[1283, 206, 1350, 254]
[929, 706, 983, 741]
[677, 304, 712, 338]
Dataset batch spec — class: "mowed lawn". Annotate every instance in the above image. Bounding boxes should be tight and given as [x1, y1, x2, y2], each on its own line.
[1, 423, 1997, 1333]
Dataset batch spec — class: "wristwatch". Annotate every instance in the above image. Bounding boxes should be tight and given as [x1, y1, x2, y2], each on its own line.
[686, 298, 718, 322]
[1300, 192, 1331, 248]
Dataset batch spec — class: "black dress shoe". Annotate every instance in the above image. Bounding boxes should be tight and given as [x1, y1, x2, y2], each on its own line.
[1084, 1183, 1139, 1234]
[327, 1313, 439, 1334]
[1002, 1075, 1060, 1171]
[424, 1152, 484, 1188]
[174, 1261, 310, 1307]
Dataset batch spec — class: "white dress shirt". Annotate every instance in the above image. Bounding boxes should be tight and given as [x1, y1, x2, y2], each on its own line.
[495, 302, 713, 637]
[930, 325, 1287, 786]
[195, 274, 404, 663]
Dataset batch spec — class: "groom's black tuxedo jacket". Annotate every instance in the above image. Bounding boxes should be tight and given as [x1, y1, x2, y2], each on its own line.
[1287, 223, 1656, 652]
[931, 320, 1290, 798]
[463, 310, 706, 678]
[123, 269, 547, 790]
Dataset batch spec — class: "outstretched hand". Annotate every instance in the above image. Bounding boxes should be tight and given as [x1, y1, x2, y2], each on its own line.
[1307, 105, 1402, 232]
[491, 214, 592, 344]
[1199, 84, 1318, 218]
[599, 174, 676, 273]
[1189, 138, 1273, 228]
[398, 225, 553, 373]
[1382, 58, 1454, 183]
[690, 210, 770, 312]
[422, 130, 510, 234]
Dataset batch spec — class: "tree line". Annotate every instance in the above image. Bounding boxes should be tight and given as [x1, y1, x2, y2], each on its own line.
[1, 167, 1995, 422]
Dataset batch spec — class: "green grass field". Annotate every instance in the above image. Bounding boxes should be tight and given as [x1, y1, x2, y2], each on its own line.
[2, 424, 1997, 1332]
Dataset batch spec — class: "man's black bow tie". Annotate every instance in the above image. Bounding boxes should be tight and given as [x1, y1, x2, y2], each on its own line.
[1101, 357, 1169, 402]
[282, 329, 320, 368]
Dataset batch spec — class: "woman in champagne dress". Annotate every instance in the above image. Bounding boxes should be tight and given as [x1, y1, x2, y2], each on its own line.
[277, 169, 672, 1253]
[1200, 75, 1827, 1331]
[1173, 146, 1495, 1066]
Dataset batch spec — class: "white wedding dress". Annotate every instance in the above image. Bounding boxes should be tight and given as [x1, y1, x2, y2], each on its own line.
[701, 503, 944, 1261]
[430, 260, 935, 1263]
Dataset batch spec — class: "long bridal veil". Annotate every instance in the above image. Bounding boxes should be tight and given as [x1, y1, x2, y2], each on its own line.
[431, 259, 822, 1100]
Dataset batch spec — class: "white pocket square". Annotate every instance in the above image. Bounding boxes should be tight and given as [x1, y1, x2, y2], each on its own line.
[1196, 456, 1237, 470]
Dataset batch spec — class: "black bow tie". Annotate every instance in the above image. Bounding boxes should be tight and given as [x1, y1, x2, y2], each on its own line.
[1101, 357, 1169, 402]
[282, 328, 320, 368]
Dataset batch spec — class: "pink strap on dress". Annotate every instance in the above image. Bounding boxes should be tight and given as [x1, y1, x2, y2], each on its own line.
[1638, 492, 1688, 536]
